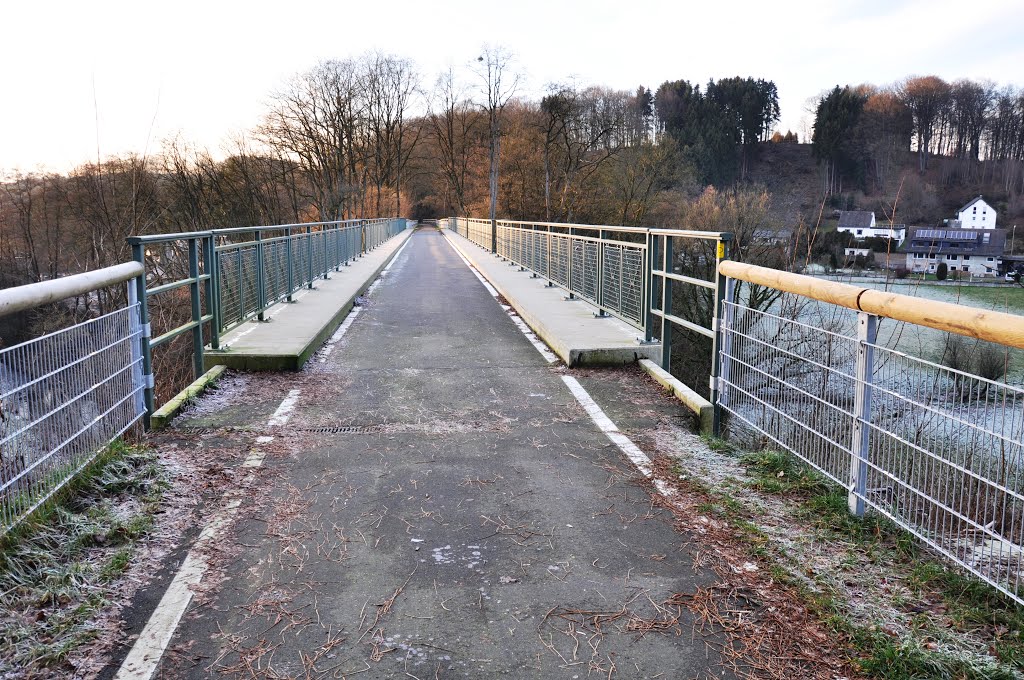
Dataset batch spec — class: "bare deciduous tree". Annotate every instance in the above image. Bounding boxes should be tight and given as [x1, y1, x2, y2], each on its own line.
[473, 45, 519, 251]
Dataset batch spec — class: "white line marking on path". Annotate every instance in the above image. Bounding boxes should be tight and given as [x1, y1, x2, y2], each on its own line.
[443, 236, 558, 364]
[319, 307, 361, 362]
[115, 388, 301, 680]
[561, 376, 675, 498]
[365, 236, 412, 295]
[267, 388, 301, 427]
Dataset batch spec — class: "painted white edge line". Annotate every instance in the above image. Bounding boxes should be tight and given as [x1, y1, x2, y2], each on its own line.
[267, 388, 301, 427]
[319, 307, 361, 362]
[561, 375, 675, 498]
[365, 234, 412, 296]
[115, 388, 301, 680]
[442, 234, 558, 364]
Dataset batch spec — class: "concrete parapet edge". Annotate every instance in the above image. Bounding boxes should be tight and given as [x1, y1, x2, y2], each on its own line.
[639, 359, 714, 434]
[203, 229, 412, 372]
[151, 364, 227, 430]
[442, 231, 659, 367]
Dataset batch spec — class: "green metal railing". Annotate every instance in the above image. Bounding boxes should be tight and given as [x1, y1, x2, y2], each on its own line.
[129, 218, 406, 422]
[445, 217, 732, 430]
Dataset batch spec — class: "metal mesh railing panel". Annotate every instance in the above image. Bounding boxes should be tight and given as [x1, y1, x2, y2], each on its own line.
[0, 305, 144, 533]
[218, 250, 242, 328]
[719, 299, 1024, 604]
[263, 240, 289, 305]
[550, 235, 570, 288]
[620, 246, 645, 325]
[239, 246, 260, 322]
[603, 244, 623, 314]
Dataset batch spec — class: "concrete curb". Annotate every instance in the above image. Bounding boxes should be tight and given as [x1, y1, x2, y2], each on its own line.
[203, 229, 413, 372]
[639, 359, 714, 434]
[443, 231, 659, 367]
[151, 364, 228, 430]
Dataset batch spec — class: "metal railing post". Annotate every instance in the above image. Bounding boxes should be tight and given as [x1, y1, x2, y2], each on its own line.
[306, 224, 314, 289]
[645, 232, 658, 342]
[205, 235, 220, 349]
[545, 226, 553, 286]
[661, 235, 673, 371]
[126, 271, 147, 424]
[256, 230, 267, 321]
[188, 238, 204, 378]
[236, 247, 244, 321]
[335, 222, 342, 272]
[566, 228, 577, 299]
[129, 242, 154, 427]
[849, 311, 877, 517]
[596, 229, 608, 318]
[285, 226, 294, 300]
[718, 276, 736, 417]
[711, 235, 732, 436]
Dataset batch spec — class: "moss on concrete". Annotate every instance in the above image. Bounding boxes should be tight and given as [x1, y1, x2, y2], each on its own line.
[151, 364, 227, 430]
[638, 359, 714, 433]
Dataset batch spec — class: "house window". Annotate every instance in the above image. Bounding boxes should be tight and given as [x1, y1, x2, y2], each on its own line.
[856, 229, 863, 235]
[947, 254, 957, 260]
[988, 257, 994, 262]
[963, 256, 970, 261]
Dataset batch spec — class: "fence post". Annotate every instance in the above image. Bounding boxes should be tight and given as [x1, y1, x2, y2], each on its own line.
[285, 226, 294, 300]
[595, 229, 608, 318]
[126, 272, 147, 424]
[849, 311, 877, 517]
[306, 224, 314, 289]
[255, 230, 267, 321]
[129, 241, 154, 428]
[188, 238, 204, 378]
[236, 247, 244, 320]
[335, 222, 342, 272]
[661, 235, 674, 371]
[643, 232, 659, 340]
[711, 235, 732, 436]
[205, 235, 220, 350]
[716, 276, 737, 430]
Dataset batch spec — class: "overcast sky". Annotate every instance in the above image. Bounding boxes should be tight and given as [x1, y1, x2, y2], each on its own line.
[3, 0, 1023, 173]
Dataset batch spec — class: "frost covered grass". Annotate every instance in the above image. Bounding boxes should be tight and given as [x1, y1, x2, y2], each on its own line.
[703, 437, 1024, 679]
[0, 441, 166, 675]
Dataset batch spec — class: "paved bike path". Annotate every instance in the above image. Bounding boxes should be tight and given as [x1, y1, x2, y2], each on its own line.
[139, 228, 727, 679]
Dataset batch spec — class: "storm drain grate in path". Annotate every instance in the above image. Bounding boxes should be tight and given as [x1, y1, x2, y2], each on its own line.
[300, 426, 380, 435]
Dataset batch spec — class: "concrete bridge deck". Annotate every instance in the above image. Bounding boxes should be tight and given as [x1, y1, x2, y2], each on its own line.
[110, 228, 729, 679]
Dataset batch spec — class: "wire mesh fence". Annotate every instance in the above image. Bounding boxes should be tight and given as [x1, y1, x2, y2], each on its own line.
[719, 290, 1024, 604]
[213, 218, 405, 336]
[0, 278, 145, 535]
[447, 218, 649, 330]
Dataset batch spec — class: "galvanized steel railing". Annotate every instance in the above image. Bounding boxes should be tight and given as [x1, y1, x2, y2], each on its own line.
[444, 217, 732, 421]
[130, 218, 407, 416]
[717, 261, 1024, 604]
[0, 265, 147, 535]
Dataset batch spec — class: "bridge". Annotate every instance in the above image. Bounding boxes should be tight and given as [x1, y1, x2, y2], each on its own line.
[1, 217, 1024, 677]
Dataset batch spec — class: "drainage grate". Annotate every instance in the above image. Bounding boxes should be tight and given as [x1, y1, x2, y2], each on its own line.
[168, 426, 255, 436]
[300, 426, 379, 434]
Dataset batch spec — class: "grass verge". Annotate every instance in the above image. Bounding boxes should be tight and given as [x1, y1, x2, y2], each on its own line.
[691, 438, 1024, 679]
[0, 441, 167, 674]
